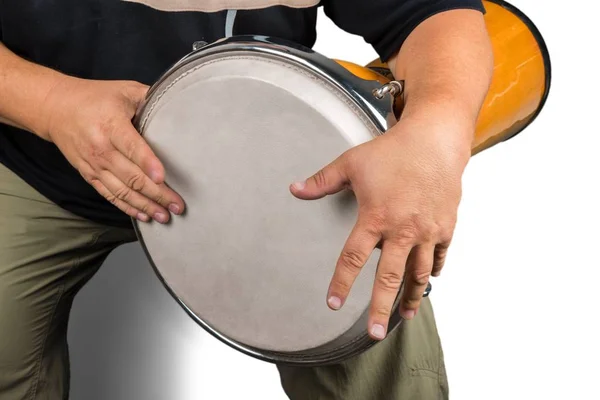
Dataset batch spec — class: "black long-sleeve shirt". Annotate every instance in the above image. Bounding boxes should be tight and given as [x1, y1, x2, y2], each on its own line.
[0, 0, 484, 228]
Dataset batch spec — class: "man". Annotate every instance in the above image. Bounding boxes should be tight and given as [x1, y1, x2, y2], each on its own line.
[0, 1, 493, 399]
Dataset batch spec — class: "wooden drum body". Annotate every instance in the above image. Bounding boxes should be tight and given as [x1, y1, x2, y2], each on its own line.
[133, 0, 550, 366]
[358, 0, 551, 154]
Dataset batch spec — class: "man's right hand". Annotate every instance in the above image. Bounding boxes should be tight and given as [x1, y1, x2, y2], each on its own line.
[41, 77, 185, 223]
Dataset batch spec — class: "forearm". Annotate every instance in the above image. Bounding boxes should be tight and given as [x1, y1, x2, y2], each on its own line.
[388, 9, 494, 150]
[0, 42, 66, 139]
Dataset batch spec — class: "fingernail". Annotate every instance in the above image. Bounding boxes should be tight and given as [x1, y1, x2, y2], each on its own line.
[169, 204, 181, 214]
[401, 309, 416, 320]
[137, 212, 150, 222]
[370, 324, 386, 340]
[292, 181, 306, 190]
[154, 212, 168, 223]
[328, 296, 342, 310]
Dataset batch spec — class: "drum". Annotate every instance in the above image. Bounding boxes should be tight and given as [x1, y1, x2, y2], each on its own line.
[133, 0, 550, 366]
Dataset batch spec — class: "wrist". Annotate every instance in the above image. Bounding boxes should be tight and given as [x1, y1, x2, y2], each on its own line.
[403, 87, 480, 125]
[37, 74, 73, 141]
[36, 73, 77, 142]
[0, 43, 71, 141]
[402, 100, 475, 142]
[391, 105, 475, 167]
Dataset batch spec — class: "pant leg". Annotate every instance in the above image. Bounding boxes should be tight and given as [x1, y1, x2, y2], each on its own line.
[278, 297, 448, 400]
[0, 164, 135, 399]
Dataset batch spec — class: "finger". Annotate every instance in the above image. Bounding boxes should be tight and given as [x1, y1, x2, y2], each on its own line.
[88, 176, 150, 222]
[290, 157, 348, 200]
[327, 219, 381, 311]
[122, 81, 149, 108]
[399, 243, 435, 320]
[101, 150, 185, 215]
[110, 123, 165, 185]
[98, 170, 171, 224]
[431, 242, 451, 277]
[368, 241, 411, 340]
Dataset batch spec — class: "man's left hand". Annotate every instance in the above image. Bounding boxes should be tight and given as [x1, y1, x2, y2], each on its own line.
[290, 114, 473, 341]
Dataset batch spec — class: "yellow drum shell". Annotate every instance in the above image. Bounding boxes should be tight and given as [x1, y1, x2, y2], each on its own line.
[337, 0, 551, 155]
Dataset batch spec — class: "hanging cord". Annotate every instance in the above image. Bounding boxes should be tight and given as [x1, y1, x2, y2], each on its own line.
[225, 10, 238, 37]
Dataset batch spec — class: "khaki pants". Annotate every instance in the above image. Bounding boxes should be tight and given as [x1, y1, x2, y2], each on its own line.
[0, 163, 449, 400]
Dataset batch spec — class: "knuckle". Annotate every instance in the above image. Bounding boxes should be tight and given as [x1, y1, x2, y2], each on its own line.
[363, 210, 387, 232]
[393, 210, 456, 242]
[87, 136, 113, 163]
[122, 135, 143, 161]
[410, 269, 430, 287]
[137, 201, 153, 214]
[98, 115, 121, 135]
[104, 149, 121, 164]
[313, 169, 328, 189]
[154, 191, 166, 205]
[362, 222, 383, 242]
[377, 271, 403, 291]
[440, 228, 455, 243]
[113, 186, 132, 201]
[105, 193, 118, 205]
[125, 207, 140, 219]
[434, 247, 448, 265]
[79, 169, 96, 184]
[91, 120, 109, 136]
[339, 249, 367, 272]
[394, 219, 440, 244]
[90, 121, 111, 143]
[126, 173, 146, 192]
[331, 278, 352, 294]
[124, 139, 137, 160]
[394, 224, 419, 246]
[373, 305, 392, 319]
[437, 240, 451, 251]
[420, 224, 439, 241]
[402, 297, 421, 310]
[412, 218, 439, 240]
[120, 203, 133, 215]
[88, 179, 102, 191]
[432, 259, 445, 272]
[89, 140, 109, 160]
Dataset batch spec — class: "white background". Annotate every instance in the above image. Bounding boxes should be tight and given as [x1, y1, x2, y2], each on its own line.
[68, 1, 600, 399]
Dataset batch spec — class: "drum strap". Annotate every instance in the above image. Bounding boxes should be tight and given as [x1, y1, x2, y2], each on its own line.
[225, 10, 238, 37]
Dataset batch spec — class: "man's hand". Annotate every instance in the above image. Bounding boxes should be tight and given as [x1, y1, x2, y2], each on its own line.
[41, 77, 185, 223]
[290, 115, 472, 341]
[289, 7, 492, 341]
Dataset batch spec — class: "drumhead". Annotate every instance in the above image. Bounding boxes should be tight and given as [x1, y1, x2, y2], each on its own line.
[135, 43, 387, 358]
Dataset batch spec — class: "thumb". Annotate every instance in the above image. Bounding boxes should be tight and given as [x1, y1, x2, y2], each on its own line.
[290, 158, 349, 200]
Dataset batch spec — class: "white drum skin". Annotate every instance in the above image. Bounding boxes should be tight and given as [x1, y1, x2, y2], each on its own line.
[134, 36, 406, 366]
